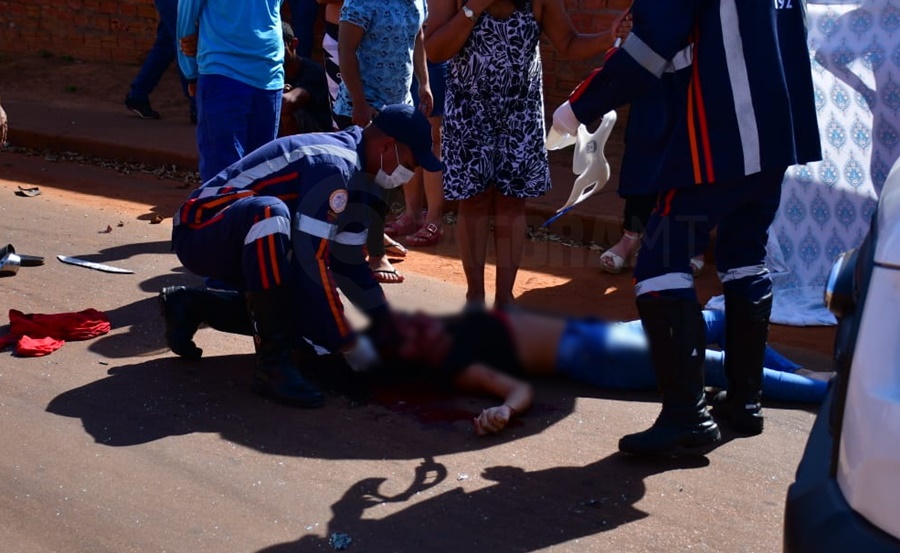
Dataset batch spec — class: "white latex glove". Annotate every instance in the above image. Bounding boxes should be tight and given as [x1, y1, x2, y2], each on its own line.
[342, 335, 379, 373]
[555, 110, 617, 213]
[571, 110, 616, 193]
[546, 101, 579, 150]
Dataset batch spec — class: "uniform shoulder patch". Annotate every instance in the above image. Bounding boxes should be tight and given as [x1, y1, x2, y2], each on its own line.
[329, 189, 349, 214]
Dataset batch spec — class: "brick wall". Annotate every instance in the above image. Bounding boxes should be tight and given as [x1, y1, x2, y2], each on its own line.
[539, 0, 631, 108]
[0, 0, 632, 101]
[0, 0, 159, 63]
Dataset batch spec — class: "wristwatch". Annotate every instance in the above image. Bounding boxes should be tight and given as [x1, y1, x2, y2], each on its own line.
[462, 5, 478, 22]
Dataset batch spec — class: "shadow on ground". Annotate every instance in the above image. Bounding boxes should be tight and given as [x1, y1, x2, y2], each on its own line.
[45, 352, 582, 460]
[259, 452, 709, 553]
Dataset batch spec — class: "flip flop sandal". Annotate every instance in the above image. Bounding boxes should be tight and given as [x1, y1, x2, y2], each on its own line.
[383, 235, 408, 258]
[372, 268, 405, 284]
[405, 223, 442, 248]
[385, 213, 417, 238]
[15, 185, 42, 197]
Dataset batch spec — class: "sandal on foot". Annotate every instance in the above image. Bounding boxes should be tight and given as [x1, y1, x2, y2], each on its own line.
[385, 213, 417, 238]
[372, 268, 405, 284]
[405, 223, 442, 248]
[383, 235, 408, 258]
[599, 250, 629, 274]
[599, 232, 641, 274]
[690, 255, 705, 277]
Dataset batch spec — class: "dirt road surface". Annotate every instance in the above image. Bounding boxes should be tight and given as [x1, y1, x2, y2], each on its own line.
[0, 148, 836, 552]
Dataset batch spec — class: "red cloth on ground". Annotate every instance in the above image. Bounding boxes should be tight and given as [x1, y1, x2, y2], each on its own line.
[15, 335, 66, 356]
[1, 308, 111, 357]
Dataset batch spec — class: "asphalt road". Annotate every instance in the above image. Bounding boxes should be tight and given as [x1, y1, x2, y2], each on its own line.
[0, 152, 816, 553]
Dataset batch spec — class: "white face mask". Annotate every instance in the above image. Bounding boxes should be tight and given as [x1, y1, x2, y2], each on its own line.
[374, 144, 415, 189]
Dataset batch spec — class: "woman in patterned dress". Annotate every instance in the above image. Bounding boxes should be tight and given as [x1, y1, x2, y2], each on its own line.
[426, 0, 614, 309]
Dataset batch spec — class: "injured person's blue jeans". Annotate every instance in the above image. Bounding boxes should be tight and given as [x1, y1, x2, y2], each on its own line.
[555, 309, 827, 403]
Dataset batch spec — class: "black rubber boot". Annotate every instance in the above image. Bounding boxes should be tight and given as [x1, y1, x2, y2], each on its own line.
[618, 296, 721, 455]
[246, 288, 325, 408]
[715, 291, 773, 435]
[158, 286, 252, 360]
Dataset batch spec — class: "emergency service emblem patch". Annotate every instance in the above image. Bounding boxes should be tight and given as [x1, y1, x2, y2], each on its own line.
[329, 189, 348, 214]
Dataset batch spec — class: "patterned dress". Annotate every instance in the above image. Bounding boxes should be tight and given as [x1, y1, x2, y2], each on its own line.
[443, 2, 551, 200]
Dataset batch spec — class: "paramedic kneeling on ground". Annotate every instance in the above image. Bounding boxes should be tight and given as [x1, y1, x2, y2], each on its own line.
[551, 0, 822, 454]
[170, 103, 442, 409]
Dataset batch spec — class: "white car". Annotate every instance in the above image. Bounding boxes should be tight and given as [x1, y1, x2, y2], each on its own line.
[784, 158, 900, 551]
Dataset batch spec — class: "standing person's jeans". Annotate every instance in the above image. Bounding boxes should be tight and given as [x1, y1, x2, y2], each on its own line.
[195, 74, 282, 182]
[127, 0, 196, 116]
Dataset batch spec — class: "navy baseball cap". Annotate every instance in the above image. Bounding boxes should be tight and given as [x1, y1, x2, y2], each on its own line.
[372, 104, 443, 172]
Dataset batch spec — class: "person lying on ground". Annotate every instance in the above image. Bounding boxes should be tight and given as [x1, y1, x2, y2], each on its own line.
[379, 307, 831, 435]
[160, 286, 830, 431]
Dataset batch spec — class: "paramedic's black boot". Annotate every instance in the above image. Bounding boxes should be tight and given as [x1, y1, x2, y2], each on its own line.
[618, 296, 721, 455]
[159, 286, 253, 359]
[714, 291, 772, 435]
[246, 288, 324, 408]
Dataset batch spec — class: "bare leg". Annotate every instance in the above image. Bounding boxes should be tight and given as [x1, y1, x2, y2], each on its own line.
[402, 116, 445, 248]
[403, 170, 426, 228]
[457, 191, 493, 305]
[423, 115, 444, 228]
[369, 254, 404, 283]
[492, 192, 527, 308]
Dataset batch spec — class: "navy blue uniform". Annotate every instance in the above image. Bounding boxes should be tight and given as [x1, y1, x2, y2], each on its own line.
[561, 0, 824, 451]
[566, 0, 821, 300]
[172, 128, 387, 351]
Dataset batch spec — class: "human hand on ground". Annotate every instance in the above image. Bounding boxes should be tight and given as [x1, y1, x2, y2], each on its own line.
[473, 404, 514, 435]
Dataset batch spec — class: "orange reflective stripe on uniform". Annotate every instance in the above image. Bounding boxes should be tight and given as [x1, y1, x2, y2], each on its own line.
[245, 213, 290, 289]
[691, 46, 715, 184]
[315, 238, 350, 337]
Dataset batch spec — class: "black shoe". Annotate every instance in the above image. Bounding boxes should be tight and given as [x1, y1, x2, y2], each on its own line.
[710, 391, 764, 435]
[158, 285, 254, 359]
[618, 408, 721, 456]
[125, 96, 160, 119]
[158, 286, 204, 360]
[246, 287, 325, 408]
